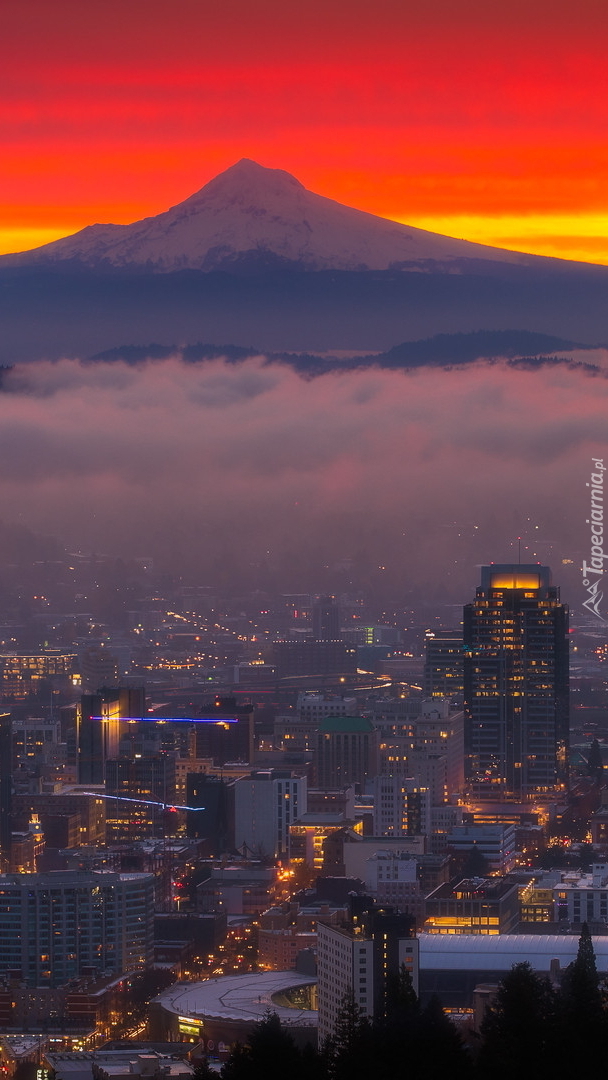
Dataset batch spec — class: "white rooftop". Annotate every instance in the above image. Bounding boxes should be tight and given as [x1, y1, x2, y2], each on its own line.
[153, 971, 317, 1028]
[418, 932, 608, 971]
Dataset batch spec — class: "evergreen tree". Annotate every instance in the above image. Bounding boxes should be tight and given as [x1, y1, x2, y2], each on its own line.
[221, 1011, 305, 1080]
[383, 962, 419, 1028]
[327, 990, 374, 1080]
[191, 1058, 219, 1080]
[558, 922, 608, 1068]
[478, 962, 558, 1078]
[561, 921, 602, 1014]
[417, 995, 470, 1079]
[375, 966, 420, 1080]
[220, 1041, 252, 1080]
[374, 970, 472, 1080]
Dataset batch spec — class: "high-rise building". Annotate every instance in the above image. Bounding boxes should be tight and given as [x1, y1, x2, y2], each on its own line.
[233, 770, 307, 859]
[0, 713, 12, 870]
[316, 716, 376, 790]
[80, 645, 120, 692]
[297, 692, 358, 722]
[423, 630, 464, 699]
[12, 716, 62, 769]
[194, 699, 254, 765]
[423, 876, 520, 935]
[463, 564, 569, 801]
[317, 898, 418, 1041]
[371, 775, 430, 837]
[77, 686, 146, 784]
[186, 773, 232, 853]
[0, 870, 154, 987]
[105, 754, 177, 840]
[312, 595, 341, 640]
[363, 851, 424, 921]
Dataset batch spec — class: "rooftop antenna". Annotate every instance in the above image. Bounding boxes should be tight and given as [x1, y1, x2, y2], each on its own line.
[517, 537, 521, 564]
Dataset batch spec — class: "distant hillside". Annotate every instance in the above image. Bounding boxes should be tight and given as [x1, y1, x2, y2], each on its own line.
[376, 330, 587, 366]
[90, 329, 604, 375]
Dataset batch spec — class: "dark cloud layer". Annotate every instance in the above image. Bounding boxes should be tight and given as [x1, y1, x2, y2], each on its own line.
[1, 356, 605, 608]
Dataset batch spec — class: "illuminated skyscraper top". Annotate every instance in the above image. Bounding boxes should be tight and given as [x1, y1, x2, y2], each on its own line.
[463, 564, 569, 801]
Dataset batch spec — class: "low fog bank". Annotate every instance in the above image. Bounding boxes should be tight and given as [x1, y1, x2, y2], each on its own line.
[0, 355, 603, 606]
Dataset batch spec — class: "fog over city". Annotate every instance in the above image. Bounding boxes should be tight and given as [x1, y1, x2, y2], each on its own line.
[1, 354, 604, 604]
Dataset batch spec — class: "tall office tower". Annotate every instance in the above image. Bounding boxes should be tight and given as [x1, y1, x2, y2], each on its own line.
[77, 686, 146, 784]
[12, 717, 62, 770]
[371, 775, 430, 836]
[317, 898, 418, 1041]
[316, 716, 376, 790]
[463, 564, 569, 801]
[0, 714, 12, 870]
[414, 698, 465, 797]
[194, 700, 254, 765]
[105, 754, 177, 841]
[186, 773, 232, 853]
[312, 595, 341, 640]
[423, 630, 464, 698]
[0, 870, 154, 987]
[80, 645, 120, 692]
[233, 770, 306, 859]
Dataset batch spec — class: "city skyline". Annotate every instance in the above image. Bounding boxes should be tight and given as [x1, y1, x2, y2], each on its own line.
[3, 0, 608, 1062]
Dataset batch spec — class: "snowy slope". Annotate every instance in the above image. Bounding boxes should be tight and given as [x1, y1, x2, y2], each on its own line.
[1, 159, 536, 273]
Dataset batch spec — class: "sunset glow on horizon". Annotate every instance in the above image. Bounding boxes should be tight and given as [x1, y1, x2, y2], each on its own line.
[4, 0, 608, 264]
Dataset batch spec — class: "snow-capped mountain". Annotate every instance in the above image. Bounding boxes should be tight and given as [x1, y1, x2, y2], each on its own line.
[1, 159, 534, 273]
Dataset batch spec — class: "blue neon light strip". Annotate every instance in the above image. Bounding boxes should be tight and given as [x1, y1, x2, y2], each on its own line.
[81, 791, 205, 811]
[90, 716, 238, 723]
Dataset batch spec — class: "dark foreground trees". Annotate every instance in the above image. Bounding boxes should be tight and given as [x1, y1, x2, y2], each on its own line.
[220, 1012, 309, 1080]
[558, 921, 608, 1069]
[374, 967, 470, 1080]
[215, 975, 471, 1080]
[479, 924, 608, 1077]
[209, 929, 608, 1080]
[477, 962, 559, 1078]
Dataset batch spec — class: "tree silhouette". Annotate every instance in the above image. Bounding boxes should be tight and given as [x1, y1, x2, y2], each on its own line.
[417, 995, 470, 1078]
[478, 962, 558, 1077]
[327, 990, 374, 1080]
[558, 923, 608, 1069]
[383, 963, 419, 1026]
[374, 967, 471, 1080]
[221, 1011, 310, 1080]
[375, 966, 420, 1080]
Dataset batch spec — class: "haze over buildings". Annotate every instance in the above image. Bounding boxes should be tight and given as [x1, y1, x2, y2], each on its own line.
[1, 0, 607, 1065]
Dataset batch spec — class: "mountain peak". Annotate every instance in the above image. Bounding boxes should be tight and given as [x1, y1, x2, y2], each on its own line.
[219, 158, 304, 186]
[0, 160, 534, 273]
[179, 158, 306, 211]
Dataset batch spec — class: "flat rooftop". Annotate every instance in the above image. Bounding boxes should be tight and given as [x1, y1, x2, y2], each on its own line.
[418, 933, 608, 971]
[153, 971, 317, 1028]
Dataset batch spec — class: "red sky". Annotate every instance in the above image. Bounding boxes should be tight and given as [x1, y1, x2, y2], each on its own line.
[3, 0, 608, 262]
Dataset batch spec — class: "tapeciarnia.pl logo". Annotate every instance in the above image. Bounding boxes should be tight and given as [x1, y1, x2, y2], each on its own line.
[582, 458, 606, 621]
